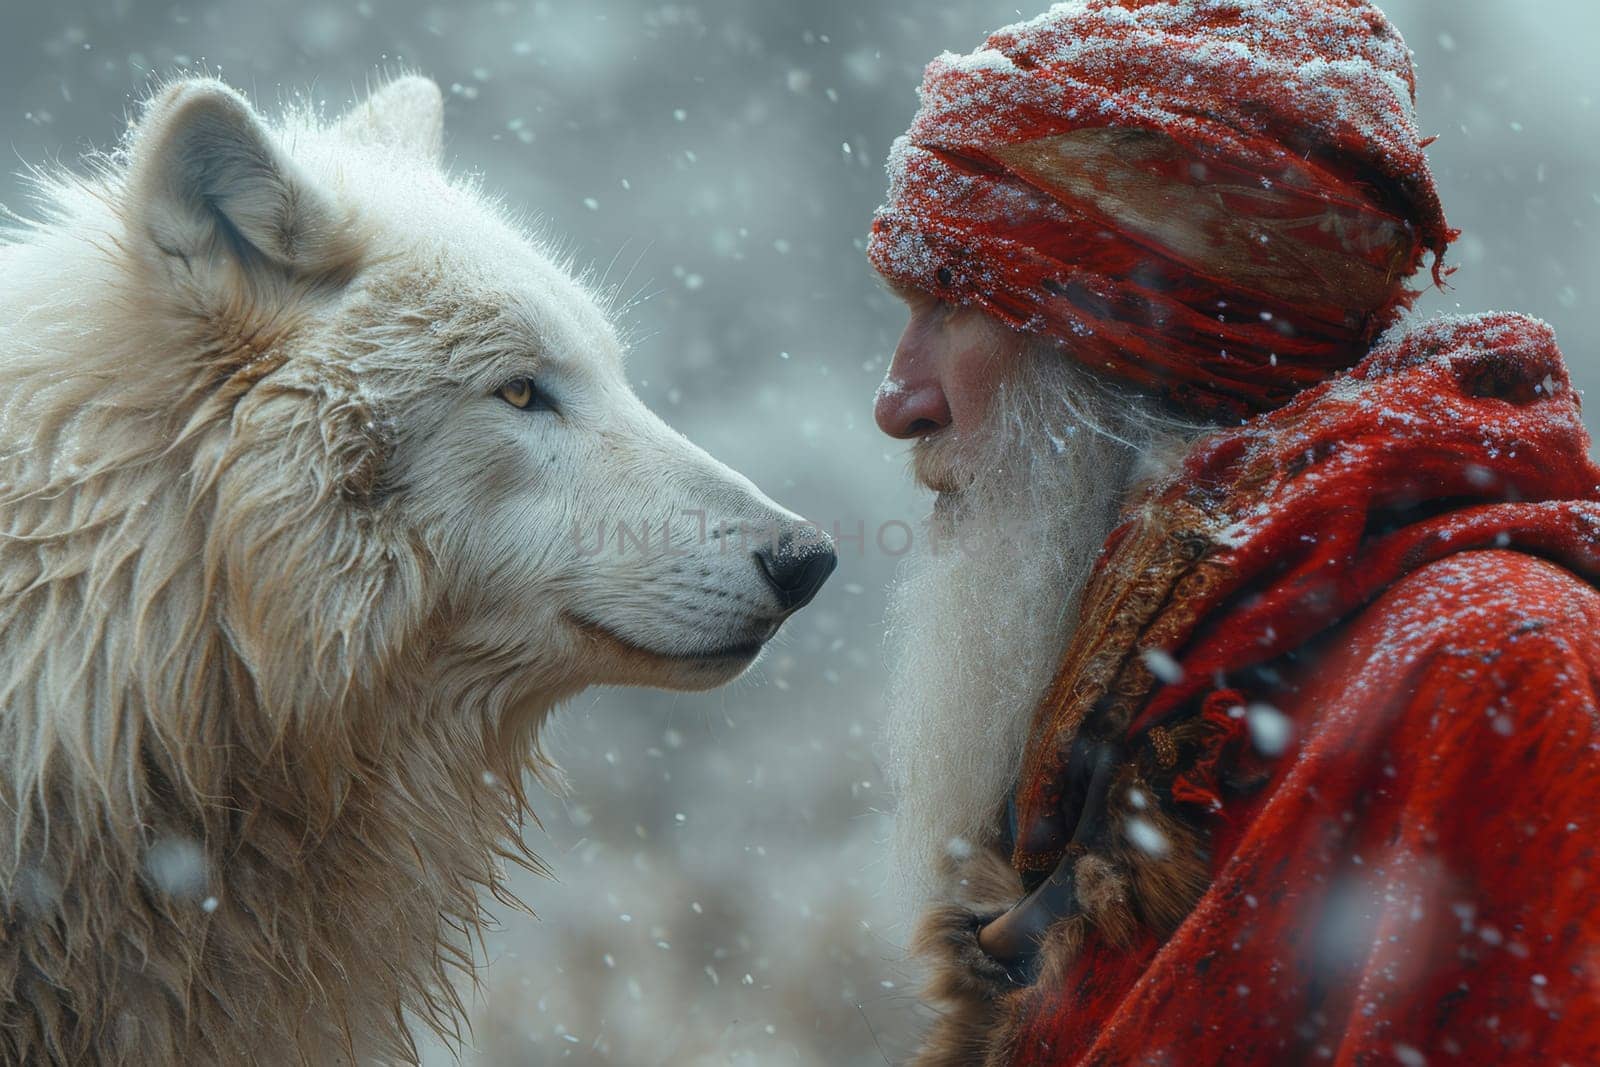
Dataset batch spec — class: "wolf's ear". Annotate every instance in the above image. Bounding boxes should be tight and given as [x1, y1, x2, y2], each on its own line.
[336, 76, 444, 164]
[128, 79, 346, 273]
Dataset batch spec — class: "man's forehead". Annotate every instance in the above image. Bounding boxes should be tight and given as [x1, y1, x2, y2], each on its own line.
[883, 278, 933, 307]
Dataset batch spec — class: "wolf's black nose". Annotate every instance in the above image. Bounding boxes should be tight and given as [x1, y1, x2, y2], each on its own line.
[755, 534, 837, 613]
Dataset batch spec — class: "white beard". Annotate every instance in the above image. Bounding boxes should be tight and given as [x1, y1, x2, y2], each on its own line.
[881, 352, 1196, 909]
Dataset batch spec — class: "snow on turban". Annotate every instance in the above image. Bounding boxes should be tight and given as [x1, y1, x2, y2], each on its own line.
[868, 0, 1457, 421]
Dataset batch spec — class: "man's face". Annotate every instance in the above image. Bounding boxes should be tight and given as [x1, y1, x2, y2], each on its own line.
[875, 292, 1021, 491]
[875, 299, 1161, 905]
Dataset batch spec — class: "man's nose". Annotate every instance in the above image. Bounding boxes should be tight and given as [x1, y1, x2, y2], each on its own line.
[874, 377, 952, 440]
[875, 330, 952, 440]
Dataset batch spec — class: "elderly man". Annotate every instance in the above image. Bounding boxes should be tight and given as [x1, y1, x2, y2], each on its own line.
[870, 2, 1600, 1064]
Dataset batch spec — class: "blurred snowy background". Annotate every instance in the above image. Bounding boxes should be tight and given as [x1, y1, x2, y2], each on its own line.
[2, 1, 1595, 1063]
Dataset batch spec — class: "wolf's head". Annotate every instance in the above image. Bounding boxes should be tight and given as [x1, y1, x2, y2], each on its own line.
[0, 76, 835, 1062]
[4, 76, 832, 740]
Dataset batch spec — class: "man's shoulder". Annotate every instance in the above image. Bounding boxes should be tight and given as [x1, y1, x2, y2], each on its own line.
[1280, 548, 1600, 849]
[1328, 548, 1600, 732]
[1358, 548, 1600, 653]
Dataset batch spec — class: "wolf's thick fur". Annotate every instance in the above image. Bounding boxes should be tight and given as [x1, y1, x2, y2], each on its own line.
[0, 76, 822, 1065]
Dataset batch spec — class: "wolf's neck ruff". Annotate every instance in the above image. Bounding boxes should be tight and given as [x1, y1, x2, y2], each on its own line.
[0, 263, 546, 1062]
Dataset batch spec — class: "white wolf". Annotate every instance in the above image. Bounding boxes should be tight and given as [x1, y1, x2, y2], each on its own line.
[0, 75, 834, 1065]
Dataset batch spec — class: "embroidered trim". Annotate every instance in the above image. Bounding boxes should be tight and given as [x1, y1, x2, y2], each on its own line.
[1147, 727, 1179, 769]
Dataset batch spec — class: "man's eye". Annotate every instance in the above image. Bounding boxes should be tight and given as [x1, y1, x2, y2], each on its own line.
[496, 378, 556, 413]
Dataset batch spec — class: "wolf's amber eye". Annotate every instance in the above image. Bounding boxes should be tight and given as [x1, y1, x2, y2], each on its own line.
[496, 378, 553, 412]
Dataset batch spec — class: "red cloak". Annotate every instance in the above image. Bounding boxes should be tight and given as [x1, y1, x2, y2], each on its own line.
[913, 313, 1600, 1065]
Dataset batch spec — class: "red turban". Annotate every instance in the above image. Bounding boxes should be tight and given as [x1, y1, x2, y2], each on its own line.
[868, 0, 1458, 421]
